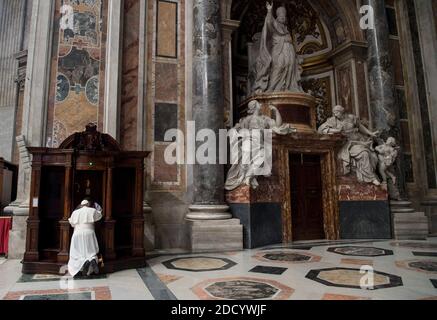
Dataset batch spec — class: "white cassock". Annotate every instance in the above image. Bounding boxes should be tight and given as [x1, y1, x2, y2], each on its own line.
[67, 206, 103, 277]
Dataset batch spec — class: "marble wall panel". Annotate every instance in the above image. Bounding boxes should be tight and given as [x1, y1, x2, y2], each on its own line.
[154, 103, 178, 142]
[338, 176, 388, 202]
[147, 0, 186, 190]
[46, 0, 108, 147]
[157, 0, 177, 58]
[154, 144, 178, 183]
[355, 61, 370, 123]
[389, 39, 404, 86]
[336, 63, 355, 115]
[155, 62, 178, 102]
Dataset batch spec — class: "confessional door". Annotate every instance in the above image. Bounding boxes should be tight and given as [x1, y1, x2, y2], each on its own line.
[72, 170, 105, 251]
[290, 153, 325, 241]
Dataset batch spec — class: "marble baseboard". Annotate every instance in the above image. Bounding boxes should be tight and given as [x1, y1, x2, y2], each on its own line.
[230, 203, 282, 249]
[339, 201, 392, 239]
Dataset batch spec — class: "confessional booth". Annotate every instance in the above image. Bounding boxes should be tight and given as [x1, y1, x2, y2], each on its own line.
[22, 124, 150, 274]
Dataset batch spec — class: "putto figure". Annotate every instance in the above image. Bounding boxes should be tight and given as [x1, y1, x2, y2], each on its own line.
[252, 2, 303, 93]
[318, 105, 381, 186]
[375, 137, 399, 185]
[225, 100, 295, 191]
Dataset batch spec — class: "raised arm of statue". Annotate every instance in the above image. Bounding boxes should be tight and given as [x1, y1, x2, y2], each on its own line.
[264, 2, 274, 31]
[358, 120, 379, 138]
[269, 105, 283, 128]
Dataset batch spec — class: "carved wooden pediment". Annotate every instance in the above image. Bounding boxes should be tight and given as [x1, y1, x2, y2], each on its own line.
[59, 123, 121, 152]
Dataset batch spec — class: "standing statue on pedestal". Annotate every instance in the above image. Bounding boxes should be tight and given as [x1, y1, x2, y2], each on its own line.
[225, 100, 295, 191]
[318, 105, 381, 186]
[252, 2, 303, 94]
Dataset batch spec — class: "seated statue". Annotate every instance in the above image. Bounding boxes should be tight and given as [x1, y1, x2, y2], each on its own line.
[225, 100, 295, 191]
[318, 105, 381, 186]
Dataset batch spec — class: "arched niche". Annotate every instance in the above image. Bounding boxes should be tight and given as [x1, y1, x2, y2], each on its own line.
[221, 0, 371, 129]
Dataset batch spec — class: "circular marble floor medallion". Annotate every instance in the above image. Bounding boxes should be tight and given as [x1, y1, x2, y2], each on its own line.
[391, 242, 437, 250]
[327, 246, 393, 257]
[306, 268, 403, 290]
[162, 256, 237, 272]
[191, 277, 294, 300]
[396, 259, 437, 274]
[254, 251, 321, 264]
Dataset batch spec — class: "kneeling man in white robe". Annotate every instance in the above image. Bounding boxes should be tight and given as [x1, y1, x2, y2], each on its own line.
[68, 199, 103, 277]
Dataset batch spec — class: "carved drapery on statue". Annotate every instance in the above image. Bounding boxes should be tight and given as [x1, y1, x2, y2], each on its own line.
[225, 100, 296, 191]
[251, 4, 303, 94]
[319, 106, 401, 198]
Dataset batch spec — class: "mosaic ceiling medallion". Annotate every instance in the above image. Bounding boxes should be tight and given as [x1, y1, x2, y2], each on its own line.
[327, 246, 393, 257]
[254, 250, 321, 264]
[390, 242, 437, 250]
[191, 277, 294, 300]
[162, 256, 237, 272]
[396, 260, 437, 274]
[306, 268, 403, 290]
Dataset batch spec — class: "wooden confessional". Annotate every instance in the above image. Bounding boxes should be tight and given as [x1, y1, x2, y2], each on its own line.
[22, 124, 150, 274]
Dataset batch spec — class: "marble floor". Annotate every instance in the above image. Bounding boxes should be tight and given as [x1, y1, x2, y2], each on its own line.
[1, 239, 437, 300]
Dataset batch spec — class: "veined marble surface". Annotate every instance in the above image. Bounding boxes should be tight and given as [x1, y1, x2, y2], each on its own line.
[1, 239, 437, 300]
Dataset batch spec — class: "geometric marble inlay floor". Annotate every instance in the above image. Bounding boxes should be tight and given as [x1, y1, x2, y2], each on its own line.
[1, 239, 437, 300]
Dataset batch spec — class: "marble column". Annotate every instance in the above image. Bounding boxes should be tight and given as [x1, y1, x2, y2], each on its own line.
[4, 0, 53, 259]
[364, 0, 405, 198]
[221, 19, 240, 128]
[186, 0, 242, 252]
[187, 0, 231, 220]
[104, 0, 124, 141]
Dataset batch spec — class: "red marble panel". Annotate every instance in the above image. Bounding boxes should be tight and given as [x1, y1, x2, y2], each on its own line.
[338, 176, 388, 201]
[154, 144, 178, 183]
[155, 62, 178, 102]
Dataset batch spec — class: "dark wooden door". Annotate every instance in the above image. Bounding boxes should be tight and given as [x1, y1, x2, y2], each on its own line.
[290, 153, 325, 241]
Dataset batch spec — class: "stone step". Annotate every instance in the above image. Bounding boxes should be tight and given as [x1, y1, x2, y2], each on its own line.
[390, 200, 413, 207]
[395, 235, 427, 240]
[393, 212, 427, 219]
[391, 208, 416, 213]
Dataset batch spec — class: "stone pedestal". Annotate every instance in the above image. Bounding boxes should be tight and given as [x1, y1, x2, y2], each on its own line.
[143, 202, 155, 251]
[4, 203, 28, 259]
[187, 219, 243, 252]
[227, 184, 282, 249]
[391, 201, 428, 240]
[338, 176, 391, 239]
[240, 92, 317, 133]
[421, 200, 437, 236]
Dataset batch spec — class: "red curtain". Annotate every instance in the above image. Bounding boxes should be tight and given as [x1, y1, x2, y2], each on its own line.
[0, 217, 12, 255]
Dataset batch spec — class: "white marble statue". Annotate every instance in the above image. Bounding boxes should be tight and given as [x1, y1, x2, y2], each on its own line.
[225, 100, 296, 191]
[318, 105, 381, 186]
[375, 137, 399, 185]
[252, 2, 303, 94]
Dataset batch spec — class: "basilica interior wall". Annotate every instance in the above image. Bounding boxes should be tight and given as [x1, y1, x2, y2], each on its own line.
[144, 0, 191, 250]
[45, 0, 108, 148]
[0, 0, 28, 162]
[2, 0, 437, 253]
